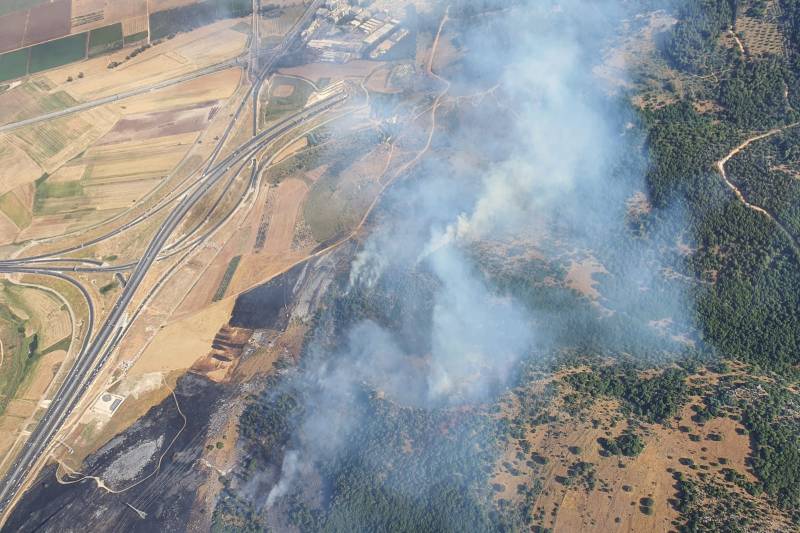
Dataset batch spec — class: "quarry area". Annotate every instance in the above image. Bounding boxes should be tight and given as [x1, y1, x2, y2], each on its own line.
[0, 0, 798, 532]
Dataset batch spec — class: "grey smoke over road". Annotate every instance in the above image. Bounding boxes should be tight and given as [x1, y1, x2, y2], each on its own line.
[261, 0, 691, 514]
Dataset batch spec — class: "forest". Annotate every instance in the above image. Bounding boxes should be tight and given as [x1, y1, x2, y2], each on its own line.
[643, 0, 800, 371]
[208, 0, 800, 529]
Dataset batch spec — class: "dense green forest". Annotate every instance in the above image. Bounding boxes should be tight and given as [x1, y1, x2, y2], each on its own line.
[644, 0, 800, 371]
[564, 365, 688, 423]
[210, 0, 800, 529]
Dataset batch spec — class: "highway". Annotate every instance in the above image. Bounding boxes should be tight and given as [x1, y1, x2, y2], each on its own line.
[0, 94, 346, 518]
[0, 0, 322, 269]
[0, 59, 245, 134]
[0, 1, 332, 518]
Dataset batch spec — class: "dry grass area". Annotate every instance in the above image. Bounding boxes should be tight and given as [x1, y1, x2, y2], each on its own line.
[491, 369, 788, 532]
[0, 212, 19, 246]
[364, 65, 401, 94]
[258, 1, 305, 37]
[37, 19, 247, 101]
[272, 136, 308, 164]
[565, 257, 608, 301]
[0, 139, 42, 196]
[260, 178, 308, 255]
[19, 349, 66, 402]
[128, 298, 236, 377]
[118, 67, 242, 114]
[0, 283, 71, 348]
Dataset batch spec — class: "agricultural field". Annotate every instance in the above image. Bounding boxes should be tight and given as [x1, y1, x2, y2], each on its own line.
[24, 0, 71, 46]
[0, 49, 29, 83]
[28, 34, 88, 74]
[88, 23, 123, 57]
[71, 0, 148, 33]
[0, 140, 42, 198]
[736, 14, 785, 57]
[25, 130, 196, 237]
[0, 0, 49, 18]
[0, 78, 79, 125]
[0, 11, 28, 54]
[11, 105, 118, 171]
[149, 0, 252, 40]
[0, 65, 241, 247]
[261, 75, 316, 125]
[40, 20, 247, 101]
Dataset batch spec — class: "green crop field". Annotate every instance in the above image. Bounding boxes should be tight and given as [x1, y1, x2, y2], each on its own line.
[28, 33, 87, 74]
[0, 49, 29, 82]
[213, 255, 242, 301]
[88, 23, 123, 57]
[123, 31, 149, 45]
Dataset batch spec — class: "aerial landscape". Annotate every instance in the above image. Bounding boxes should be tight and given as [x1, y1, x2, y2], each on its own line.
[0, 0, 798, 531]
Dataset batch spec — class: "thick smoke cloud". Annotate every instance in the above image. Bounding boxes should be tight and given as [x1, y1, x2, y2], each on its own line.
[262, 0, 690, 511]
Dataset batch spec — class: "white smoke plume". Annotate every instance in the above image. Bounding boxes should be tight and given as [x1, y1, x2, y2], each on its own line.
[261, 0, 690, 514]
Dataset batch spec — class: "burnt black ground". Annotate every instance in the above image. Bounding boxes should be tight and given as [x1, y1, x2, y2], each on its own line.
[3, 373, 229, 533]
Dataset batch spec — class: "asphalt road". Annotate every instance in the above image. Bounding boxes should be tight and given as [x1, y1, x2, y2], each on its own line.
[0, 93, 345, 517]
[0, 59, 245, 135]
[0, 1, 331, 517]
[0, 0, 321, 270]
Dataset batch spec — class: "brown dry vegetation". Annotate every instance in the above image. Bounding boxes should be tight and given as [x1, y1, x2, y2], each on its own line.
[36, 19, 246, 101]
[492, 368, 790, 532]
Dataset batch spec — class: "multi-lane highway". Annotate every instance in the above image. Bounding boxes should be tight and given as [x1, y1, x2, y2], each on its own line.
[0, 1, 334, 519]
[0, 94, 345, 517]
[0, 0, 322, 270]
[0, 59, 245, 134]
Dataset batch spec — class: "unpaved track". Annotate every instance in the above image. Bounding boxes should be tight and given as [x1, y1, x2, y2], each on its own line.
[715, 122, 800, 257]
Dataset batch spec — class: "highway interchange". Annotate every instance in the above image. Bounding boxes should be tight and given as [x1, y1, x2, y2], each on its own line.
[0, 0, 332, 519]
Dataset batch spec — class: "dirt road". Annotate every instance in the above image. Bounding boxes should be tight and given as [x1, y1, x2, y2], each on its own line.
[715, 122, 800, 257]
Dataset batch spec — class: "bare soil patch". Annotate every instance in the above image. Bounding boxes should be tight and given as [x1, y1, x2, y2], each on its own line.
[130, 298, 236, 377]
[0, 11, 27, 53]
[97, 102, 217, 145]
[262, 178, 307, 255]
[24, 0, 71, 46]
[565, 257, 607, 301]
